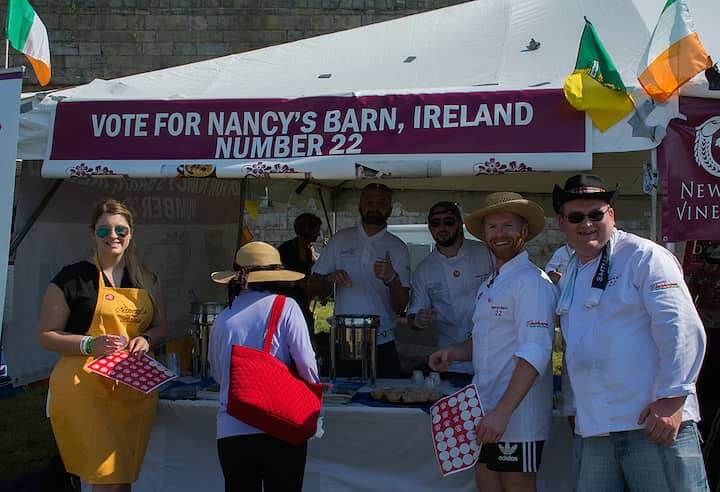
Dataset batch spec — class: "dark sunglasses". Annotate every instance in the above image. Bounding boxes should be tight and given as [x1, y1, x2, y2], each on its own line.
[429, 217, 458, 228]
[565, 207, 610, 224]
[95, 225, 130, 238]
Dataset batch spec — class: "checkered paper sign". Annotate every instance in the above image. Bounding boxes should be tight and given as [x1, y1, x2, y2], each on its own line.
[85, 351, 177, 394]
[430, 384, 485, 477]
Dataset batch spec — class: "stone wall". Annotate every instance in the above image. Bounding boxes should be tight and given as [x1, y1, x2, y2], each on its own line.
[1, 0, 465, 88]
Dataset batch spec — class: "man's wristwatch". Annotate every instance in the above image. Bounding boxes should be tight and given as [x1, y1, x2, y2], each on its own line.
[383, 272, 398, 287]
[140, 334, 152, 347]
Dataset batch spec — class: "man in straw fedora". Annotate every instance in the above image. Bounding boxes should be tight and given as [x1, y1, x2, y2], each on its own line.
[429, 192, 557, 492]
[552, 174, 708, 491]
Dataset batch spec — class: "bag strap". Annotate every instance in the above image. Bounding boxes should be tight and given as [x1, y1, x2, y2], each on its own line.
[262, 295, 287, 354]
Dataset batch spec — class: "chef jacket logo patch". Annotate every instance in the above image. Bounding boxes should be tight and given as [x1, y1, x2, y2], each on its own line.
[651, 280, 679, 291]
[607, 274, 622, 287]
[491, 305, 509, 317]
[498, 442, 519, 462]
[527, 320, 549, 329]
[339, 247, 356, 257]
[105, 294, 115, 301]
[453, 270, 461, 278]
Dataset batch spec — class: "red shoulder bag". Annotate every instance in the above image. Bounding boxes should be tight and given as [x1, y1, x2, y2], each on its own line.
[226, 295, 323, 445]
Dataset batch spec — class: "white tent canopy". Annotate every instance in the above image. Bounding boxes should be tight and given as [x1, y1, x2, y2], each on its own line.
[16, 0, 720, 177]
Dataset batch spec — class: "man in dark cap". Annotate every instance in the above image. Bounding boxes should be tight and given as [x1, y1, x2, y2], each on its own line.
[554, 174, 708, 491]
[408, 201, 494, 386]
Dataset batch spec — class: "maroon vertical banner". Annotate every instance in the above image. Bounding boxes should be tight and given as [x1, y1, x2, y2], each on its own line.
[658, 97, 720, 241]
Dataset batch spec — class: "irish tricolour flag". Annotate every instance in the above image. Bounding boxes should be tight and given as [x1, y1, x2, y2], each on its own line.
[6, 0, 51, 86]
[638, 0, 712, 102]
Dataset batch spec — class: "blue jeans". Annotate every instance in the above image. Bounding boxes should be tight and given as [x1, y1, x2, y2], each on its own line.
[574, 421, 709, 492]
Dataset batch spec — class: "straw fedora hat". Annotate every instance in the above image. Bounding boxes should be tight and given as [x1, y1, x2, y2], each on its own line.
[465, 192, 546, 241]
[211, 241, 304, 284]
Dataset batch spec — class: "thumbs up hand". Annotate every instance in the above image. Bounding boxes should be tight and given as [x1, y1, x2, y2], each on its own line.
[374, 251, 397, 285]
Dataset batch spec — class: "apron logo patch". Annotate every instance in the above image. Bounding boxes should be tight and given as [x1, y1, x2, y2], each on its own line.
[115, 306, 147, 324]
[105, 293, 115, 301]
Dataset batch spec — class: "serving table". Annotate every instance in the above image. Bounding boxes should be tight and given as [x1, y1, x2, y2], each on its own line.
[128, 381, 573, 492]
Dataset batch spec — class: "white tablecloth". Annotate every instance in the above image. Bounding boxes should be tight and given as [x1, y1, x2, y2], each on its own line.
[129, 397, 574, 492]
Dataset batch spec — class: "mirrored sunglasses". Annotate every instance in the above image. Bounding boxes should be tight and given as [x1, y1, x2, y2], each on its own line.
[565, 207, 610, 224]
[429, 217, 458, 228]
[95, 225, 130, 238]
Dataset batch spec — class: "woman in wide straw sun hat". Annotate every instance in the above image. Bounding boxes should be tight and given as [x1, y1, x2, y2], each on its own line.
[208, 241, 319, 492]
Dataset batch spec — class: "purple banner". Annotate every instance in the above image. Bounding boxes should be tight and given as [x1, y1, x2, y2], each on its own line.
[49, 89, 585, 161]
[659, 97, 720, 241]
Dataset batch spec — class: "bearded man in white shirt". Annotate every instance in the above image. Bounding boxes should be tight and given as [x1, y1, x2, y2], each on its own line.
[429, 192, 557, 492]
[553, 174, 709, 491]
[408, 201, 494, 387]
[308, 183, 410, 378]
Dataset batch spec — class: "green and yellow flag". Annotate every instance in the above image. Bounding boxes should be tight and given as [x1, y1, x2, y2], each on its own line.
[563, 18, 634, 132]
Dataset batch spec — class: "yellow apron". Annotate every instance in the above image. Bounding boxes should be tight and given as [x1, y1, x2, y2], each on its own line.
[49, 265, 157, 484]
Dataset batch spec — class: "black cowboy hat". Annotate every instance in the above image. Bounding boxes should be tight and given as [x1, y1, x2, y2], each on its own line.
[552, 174, 616, 214]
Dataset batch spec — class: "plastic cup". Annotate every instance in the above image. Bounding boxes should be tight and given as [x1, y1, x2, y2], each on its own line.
[429, 372, 441, 386]
[167, 352, 180, 376]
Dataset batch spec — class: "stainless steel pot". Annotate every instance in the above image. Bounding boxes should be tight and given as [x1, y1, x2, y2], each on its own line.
[331, 314, 378, 383]
[190, 302, 226, 378]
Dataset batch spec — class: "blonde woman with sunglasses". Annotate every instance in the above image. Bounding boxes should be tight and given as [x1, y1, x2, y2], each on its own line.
[37, 198, 168, 492]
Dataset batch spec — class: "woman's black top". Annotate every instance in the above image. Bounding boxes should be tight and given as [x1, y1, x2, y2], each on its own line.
[51, 260, 135, 335]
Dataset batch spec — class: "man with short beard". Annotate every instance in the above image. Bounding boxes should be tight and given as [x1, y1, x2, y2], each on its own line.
[309, 183, 410, 377]
[429, 192, 556, 492]
[553, 174, 708, 491]
[408, 201, 494, 386]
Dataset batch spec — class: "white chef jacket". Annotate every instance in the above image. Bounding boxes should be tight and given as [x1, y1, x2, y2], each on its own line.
[545, 244, 574, 274]
[208, 291, 319, 439]
[560, 229, 706, 438]
[471, 251, 557, 442]
[312, 225, 411, 344]
[409, 239, 494, 374]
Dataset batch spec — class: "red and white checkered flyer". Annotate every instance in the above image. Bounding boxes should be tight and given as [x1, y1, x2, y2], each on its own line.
[430, 383, 485, 477]
[85, 350, 177, 394]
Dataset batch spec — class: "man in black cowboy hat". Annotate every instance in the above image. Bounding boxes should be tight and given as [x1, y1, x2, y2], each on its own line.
[408, 201, 494, 386]
[553, 174, 709, 491]
[429, 192, 557, 492]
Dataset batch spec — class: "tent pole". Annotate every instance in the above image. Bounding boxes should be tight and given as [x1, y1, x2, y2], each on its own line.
[650, 149, 658, 243]
[235, 178, 248, 250]
[317, 186, 333, 237]
[9, 179, 62, 258]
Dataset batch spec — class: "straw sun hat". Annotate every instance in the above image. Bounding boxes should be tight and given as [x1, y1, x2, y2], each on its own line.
[211, 241, 304, 284]
[465, 192, 546, 241]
